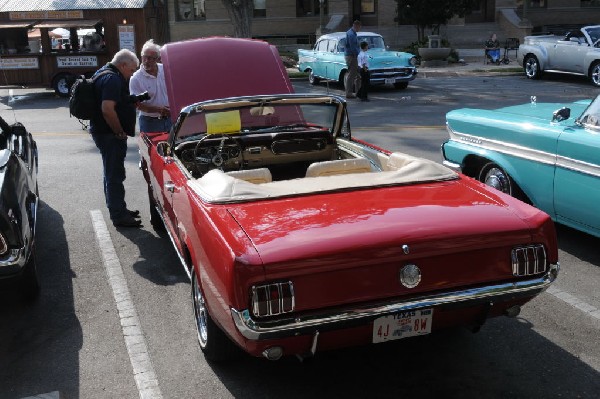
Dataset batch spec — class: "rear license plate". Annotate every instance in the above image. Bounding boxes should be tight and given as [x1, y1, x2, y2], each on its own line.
[385, 78, 395, 84]
[372, 309, 433, 343]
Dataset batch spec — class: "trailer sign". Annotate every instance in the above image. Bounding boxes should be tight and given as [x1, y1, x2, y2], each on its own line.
[57, 56, 98, 68]
[0, 58, 39, 69]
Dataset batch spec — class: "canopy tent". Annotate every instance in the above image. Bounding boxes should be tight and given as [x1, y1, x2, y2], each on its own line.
[50, 27, 70, 37]
[27, 28, 61, 38]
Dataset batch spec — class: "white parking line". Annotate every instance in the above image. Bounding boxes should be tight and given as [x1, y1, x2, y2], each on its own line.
[546, 286, 600, 321]
[90, 210, 163, 399]
[21, 391, 60, 399]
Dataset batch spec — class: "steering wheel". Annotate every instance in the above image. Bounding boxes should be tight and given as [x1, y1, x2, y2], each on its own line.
[193, 134, 243, 175]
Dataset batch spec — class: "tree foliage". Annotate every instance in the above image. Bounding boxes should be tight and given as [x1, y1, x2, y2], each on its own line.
[221, 0, 254, 38]
[396, 0, 478, 42]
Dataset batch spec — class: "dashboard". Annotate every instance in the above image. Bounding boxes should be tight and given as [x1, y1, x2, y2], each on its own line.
[174, 131, 335, 178]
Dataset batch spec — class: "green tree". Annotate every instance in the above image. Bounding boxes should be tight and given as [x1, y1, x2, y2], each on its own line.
[396, 0, 478, 42]
[222, 0, 254, 38]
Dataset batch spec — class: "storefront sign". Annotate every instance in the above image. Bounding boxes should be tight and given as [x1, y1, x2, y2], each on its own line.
[9, 10, 84, 20]
[0, 57, 39, 69]
[57, 56, 98, 68]
[118, 25, 136, 52]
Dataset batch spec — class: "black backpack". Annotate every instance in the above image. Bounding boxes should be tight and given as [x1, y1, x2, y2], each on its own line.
[69, 70, 114, 120]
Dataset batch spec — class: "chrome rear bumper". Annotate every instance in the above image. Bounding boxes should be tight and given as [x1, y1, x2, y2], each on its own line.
[231, 265, 558, 340]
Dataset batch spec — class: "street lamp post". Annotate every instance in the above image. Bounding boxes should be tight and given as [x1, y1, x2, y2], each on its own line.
[319, 0, 325, 33]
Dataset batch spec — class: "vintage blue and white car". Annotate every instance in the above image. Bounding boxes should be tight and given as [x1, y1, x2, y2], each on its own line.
[297, 32, 418, 89]
[442, 95, 600, 238]
[517, 25, 600, 86]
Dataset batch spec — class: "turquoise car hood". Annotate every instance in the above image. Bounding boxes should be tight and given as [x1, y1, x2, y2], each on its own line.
[447, 99, 592, 135]
[450, 100, 589, 122]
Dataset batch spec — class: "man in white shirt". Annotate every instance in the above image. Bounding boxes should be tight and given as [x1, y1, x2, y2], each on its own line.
[130, 39, 172, 133]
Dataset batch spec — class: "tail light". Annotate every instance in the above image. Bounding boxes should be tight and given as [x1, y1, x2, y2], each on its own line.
[251, 281, 295, 317]
[512, 244, 547, 276]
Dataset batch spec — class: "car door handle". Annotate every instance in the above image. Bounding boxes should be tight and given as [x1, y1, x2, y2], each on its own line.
[165, 182, 177, 193]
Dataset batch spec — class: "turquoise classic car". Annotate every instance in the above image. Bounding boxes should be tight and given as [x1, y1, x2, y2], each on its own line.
[442, 96, 600, 238]
[297, 32, 418, 89]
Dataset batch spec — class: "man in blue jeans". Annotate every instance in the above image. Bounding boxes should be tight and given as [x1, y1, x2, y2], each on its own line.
[344, 20, 362, 99]
[90, 49, 141, 228]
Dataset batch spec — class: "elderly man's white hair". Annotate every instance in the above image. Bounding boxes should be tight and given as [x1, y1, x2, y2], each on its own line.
[141, 39, 161, 55]
[111, 49, 139, 66]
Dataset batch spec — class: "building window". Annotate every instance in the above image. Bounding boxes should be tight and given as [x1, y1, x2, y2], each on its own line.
[254, 0, 266, 17]
[581, 0, 600, 6]
[361, 0, 375, 14]
[177, 0, 205, 21]
[296, 0, 327, 17]
[530, 0, 546, 8]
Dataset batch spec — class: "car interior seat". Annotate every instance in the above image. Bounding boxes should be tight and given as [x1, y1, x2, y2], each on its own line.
[226, 168, 273, 184]
[305, 158, 373, 178]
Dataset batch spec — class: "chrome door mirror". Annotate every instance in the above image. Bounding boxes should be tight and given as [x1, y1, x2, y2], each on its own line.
[552, 107, 571, 122]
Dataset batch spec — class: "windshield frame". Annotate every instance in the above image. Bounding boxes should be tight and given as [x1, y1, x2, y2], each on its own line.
[169, 94, 349, 146]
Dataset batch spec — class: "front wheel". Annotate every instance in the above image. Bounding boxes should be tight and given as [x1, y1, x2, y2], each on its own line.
[589, 61, 600, 87]
[478, 162, 528, 203]
[524, 55, 541, 80]
[308, 70, 320, 85]
[52, 73, 73, 97]
[192, 271, 238, 362]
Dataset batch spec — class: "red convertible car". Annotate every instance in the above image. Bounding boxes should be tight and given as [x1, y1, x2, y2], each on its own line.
[138, 37, 560, 362]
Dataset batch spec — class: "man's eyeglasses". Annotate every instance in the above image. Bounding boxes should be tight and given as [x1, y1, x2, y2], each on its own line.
[142, 55, 159, 61]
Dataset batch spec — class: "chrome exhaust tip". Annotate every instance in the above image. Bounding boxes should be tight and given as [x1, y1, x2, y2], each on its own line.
[262, 346, 283, 361]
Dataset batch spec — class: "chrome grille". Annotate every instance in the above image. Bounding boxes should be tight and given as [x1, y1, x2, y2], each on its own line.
[512, 245, 547, 276]
[251, 281, 295, 317]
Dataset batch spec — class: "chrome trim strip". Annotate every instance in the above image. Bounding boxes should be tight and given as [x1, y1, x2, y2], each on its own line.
[231, 271, 557, 340]
[154, 201, 191, 281]
[447, 127, 600, 178]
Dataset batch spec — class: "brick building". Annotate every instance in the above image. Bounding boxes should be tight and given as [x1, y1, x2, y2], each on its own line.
[167, 1, 600, 48]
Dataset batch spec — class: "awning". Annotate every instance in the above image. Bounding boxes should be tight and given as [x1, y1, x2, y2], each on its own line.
[0, 20, 36, 29]
[34, 19, 102, 29]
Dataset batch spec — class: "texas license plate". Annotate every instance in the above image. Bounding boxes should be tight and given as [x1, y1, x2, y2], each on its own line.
[385, 78, 395, 84]
[372, 309, 433, 343]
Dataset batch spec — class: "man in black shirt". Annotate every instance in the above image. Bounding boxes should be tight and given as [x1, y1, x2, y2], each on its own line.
[90, 49, 141, 227]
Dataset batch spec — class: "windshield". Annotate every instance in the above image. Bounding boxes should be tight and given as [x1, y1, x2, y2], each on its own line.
[339, 35, 386, 51]
[585, 26, 600, 45]
[175, 99, 341, 142]
[359, 35, 386, 49]
[577, 95, 600, 130]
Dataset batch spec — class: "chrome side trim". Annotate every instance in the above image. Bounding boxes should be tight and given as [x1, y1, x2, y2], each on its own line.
[447, 127, 600, 178]
[153, 200, 191, 281]
[231, 271, 557, 340]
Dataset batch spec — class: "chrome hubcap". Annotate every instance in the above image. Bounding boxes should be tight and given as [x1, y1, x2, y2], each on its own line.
[525, 59, 537, 78]
[592, 65, 600, 86]
[193, 274, 208, 346]
[483, 167, 511, 194]
[57, 79, 69, 94]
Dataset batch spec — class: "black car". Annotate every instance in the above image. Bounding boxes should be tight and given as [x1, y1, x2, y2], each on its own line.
[0, 115, 39, 299]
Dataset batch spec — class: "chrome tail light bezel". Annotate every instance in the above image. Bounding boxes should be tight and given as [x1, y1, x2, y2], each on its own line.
[251, 281, 295, 318]
[512, 244, 548, 277]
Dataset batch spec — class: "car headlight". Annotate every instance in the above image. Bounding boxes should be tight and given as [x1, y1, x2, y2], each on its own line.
[409, 56, 418, 66]
[251, 281, 295, 317]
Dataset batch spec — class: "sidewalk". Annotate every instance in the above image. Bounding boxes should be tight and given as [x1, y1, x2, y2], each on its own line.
[289, 49, 523, 78]
[418, 48, 523, 77]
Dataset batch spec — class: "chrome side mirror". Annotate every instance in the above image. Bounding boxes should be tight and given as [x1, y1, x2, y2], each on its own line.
[552, 107, 571, 122]
[157, 141, 171, 157]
